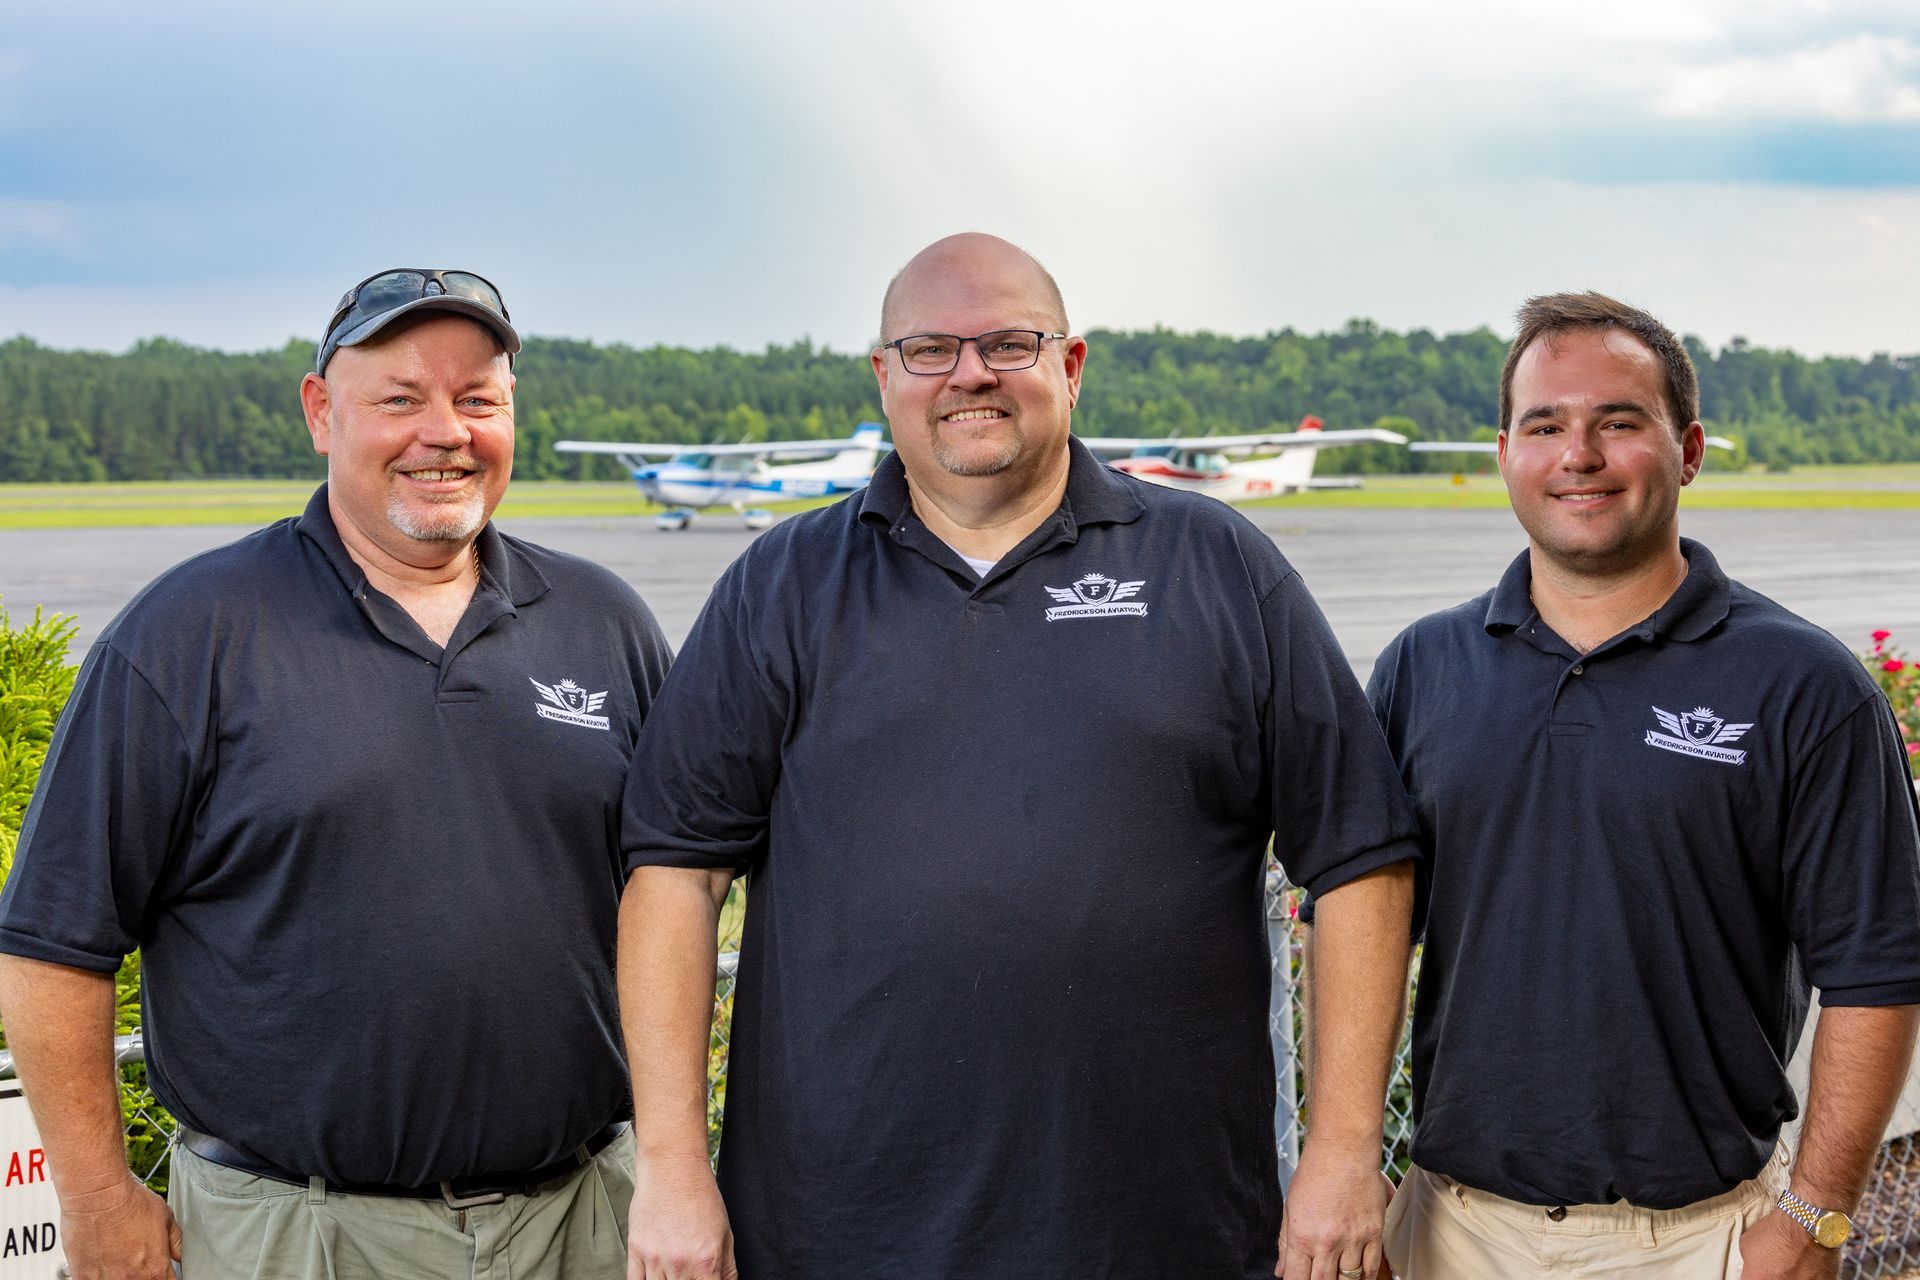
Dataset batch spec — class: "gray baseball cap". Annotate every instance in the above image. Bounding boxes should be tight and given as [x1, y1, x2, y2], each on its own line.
[315, 269, 521, 374]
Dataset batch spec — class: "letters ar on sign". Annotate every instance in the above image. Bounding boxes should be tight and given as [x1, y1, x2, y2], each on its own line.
[0, 1082, 62, 1276]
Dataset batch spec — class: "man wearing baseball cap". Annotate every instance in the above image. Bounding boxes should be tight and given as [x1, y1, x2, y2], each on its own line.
[0, 269, 671, 1279]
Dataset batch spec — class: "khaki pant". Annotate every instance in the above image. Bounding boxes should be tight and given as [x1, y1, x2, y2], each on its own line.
[169, 1133, 634, 1280]
[1384, 1145, 1791, 1279]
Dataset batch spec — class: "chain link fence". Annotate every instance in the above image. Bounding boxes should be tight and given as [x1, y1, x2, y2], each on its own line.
[2, 883, 1917, 1277]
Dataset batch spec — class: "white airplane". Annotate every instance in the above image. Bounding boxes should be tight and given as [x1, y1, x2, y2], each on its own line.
[1078, 416, 1409, 502]
[554, 423, 888, 530]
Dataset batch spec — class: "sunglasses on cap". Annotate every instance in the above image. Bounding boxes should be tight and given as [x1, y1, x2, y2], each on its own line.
[315, 269, 520, 374]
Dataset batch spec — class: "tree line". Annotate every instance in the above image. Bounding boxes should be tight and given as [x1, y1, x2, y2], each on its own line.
[2, 323, 1917, 483]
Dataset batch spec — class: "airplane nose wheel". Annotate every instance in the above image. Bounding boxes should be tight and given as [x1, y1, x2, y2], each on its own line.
[654, 509, 694, 531]
[743, 509, 774, 531]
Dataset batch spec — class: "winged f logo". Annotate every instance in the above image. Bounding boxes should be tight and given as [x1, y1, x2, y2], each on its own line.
[1646, 704, 1752, 765]
[530, 677, 611, 731]
[1044, 572, 1148, 622]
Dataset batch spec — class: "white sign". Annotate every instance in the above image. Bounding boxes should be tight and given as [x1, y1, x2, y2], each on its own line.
[0, 1083, 62, 1277]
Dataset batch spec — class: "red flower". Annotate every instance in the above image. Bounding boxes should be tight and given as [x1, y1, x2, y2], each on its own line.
[1909, 743, 1919, 756]
[1887, 660, 1908, 673]
[1875, 630, 1894, 643]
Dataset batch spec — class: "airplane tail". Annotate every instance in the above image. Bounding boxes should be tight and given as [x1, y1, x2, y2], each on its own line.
[837, 422, 886, 476]
[1236, 448, 1319, 492]
[1240, 417, 1329, 491]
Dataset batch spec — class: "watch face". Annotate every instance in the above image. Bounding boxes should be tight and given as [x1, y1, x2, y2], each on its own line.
[1815, 1212, 1852, 1249]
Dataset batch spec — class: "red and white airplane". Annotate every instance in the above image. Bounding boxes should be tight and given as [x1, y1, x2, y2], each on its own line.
[1079, 416, 1408, 503]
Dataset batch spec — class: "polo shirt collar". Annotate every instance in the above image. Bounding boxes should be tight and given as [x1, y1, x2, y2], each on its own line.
[295, 484, 549, 609]
[857, 436, 1146, 537]
[1060, 435, 1150, 527]
[1646, 539, 1732, 641]
[1483, 536, 1732, 643]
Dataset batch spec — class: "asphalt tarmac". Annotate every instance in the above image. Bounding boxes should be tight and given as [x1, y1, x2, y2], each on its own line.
[4, 505, 1917, 679]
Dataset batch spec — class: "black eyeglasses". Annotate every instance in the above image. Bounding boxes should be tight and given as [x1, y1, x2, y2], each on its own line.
[880, 330, 1068, 375]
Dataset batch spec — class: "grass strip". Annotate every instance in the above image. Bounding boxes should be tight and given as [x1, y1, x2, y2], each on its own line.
[4, 481, 1920, 529]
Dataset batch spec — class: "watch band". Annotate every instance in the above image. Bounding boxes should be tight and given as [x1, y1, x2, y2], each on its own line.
[1777, 1188, 1853, 1249]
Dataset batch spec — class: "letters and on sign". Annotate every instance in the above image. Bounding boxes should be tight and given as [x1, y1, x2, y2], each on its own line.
[0, 1082, 61, 1276]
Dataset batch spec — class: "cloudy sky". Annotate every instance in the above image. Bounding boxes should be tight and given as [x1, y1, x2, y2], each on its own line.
[2, 0, 1916, 359]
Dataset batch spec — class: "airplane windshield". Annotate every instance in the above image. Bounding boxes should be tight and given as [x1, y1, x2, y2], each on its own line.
[1131, 445, 1175, 459]
[674, 452, 714, 468]
[1169, 450, 1227, 474]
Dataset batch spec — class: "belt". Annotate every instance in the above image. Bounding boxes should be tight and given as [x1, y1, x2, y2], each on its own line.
[181, 1122, 628, 1210]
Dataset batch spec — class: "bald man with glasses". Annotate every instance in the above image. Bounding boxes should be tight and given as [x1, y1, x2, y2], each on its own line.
[617, 233, 1419, 1280]
[0, 269, 671, 1280]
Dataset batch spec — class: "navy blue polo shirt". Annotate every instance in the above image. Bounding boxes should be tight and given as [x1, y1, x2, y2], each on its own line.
[0, 486, 672, 1186]
[623, 441, 1420, 1280]
[1369, 539, 1920, 1209]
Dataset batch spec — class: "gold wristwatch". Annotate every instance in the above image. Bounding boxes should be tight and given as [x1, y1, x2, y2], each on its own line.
[1777, 1188, 1853, 1248]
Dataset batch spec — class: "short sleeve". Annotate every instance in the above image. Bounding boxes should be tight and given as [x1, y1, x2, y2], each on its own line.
[620, 573, 791, 875]
[1361, 630, 1431, 939]
[0, 641, 197, 971]
[613, 584, 674, 716]
[1263, 572, 1421, 901]
[1784, 692, 1920, 1006]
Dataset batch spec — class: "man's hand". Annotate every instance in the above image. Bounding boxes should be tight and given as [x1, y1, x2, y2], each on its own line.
[1738, 1209, 1841, 1280]
[1276, 1138, 1390, 1279]
[627, 1155, 737, 1280]
[58, 1172, 181, 1280]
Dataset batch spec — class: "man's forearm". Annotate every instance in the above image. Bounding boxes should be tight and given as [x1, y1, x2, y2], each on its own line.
[1792, 1004, 1920, 1212]
[1301, 863, 1415, 1146]
[618, 866, 733, 1164]
[0, 956, 129, 1202]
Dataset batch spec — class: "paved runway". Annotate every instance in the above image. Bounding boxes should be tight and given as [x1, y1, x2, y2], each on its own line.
[4, 504, 1917, 678]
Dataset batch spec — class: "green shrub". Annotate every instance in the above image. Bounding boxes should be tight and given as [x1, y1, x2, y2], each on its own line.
[0, 604, 79, 883]
[0, 603, 173, 1189]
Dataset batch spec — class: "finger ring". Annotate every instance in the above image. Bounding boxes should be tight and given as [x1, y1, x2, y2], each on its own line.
[1339, 1269, 1365, 1278]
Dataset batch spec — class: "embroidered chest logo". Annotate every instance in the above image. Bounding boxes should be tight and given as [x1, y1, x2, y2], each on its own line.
[1645, 705, 1752, 766]
[1044, 573, 1148, 622]
[530, 677, 610, 731]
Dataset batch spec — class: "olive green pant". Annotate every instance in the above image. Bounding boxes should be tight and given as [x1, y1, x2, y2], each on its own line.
[169, 1133, 634, 1280]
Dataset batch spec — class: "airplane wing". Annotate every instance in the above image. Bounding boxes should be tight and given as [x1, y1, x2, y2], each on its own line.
[670, 439, 889, 459]
[553, 441, 690, 457]
[555, 437, 890, 461]
[1412, 437, 1738, 454]
[1077, 437, 1165, 456]
[1079, 428, 1407, 455]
